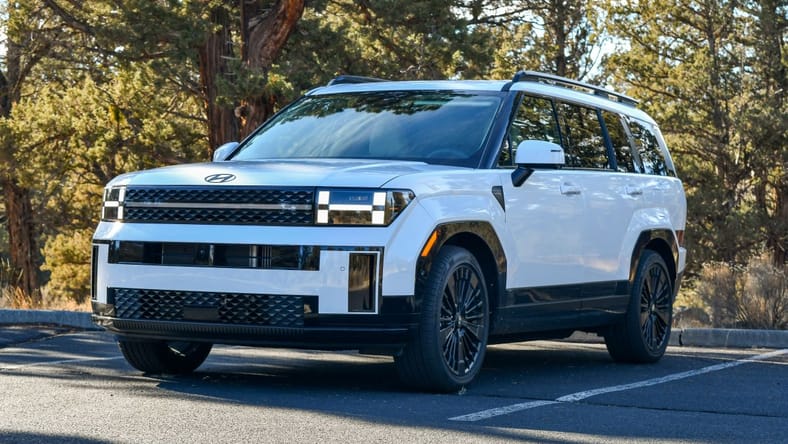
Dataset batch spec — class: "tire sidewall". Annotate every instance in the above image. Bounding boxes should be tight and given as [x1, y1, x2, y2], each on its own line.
[421, 246, 489, 387]
[629, 251, 673, 360]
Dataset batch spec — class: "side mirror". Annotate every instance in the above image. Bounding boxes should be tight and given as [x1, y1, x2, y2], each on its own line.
[513, 140, 565, 166]
[511, 140, 565, 187]
[212, 142, 239, 162]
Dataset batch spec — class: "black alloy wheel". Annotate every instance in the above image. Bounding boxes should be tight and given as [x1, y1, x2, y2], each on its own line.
[440, 262, 487, 377]
[605, 249, 673, 363]
[395, 245, 489, 392]
[639, 259, 672, 354]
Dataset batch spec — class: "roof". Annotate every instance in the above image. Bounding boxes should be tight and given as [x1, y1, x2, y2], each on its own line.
[307, 73, 656, 125]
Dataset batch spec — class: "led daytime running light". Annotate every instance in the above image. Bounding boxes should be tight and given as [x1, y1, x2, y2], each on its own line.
[315, 189, 414, 226]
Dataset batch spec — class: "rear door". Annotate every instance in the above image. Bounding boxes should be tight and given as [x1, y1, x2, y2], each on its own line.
[553, 102, 632, 313]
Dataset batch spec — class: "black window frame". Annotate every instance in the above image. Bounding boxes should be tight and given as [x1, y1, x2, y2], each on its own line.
[496, 92, 561, 168]
[554, 101, 613, 171]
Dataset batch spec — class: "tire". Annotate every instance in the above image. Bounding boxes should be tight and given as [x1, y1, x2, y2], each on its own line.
[605, 250, 673, 363]
[118, 340, 212, 374]
[395, 246, 489, 392]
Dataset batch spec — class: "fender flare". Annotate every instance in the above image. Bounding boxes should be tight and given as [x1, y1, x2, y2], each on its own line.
[630, 229, 679, 286]
[414, 221, 507, 313]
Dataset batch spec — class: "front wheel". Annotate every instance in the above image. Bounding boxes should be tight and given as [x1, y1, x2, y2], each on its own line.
[605, 250, 673, 363]
[118, 340, 212, 374]
[395, 246, 489, 392]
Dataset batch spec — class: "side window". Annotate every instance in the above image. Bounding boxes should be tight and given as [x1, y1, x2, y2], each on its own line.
[602, 111, 636, 173]
[499, 95, 559, 166]
[628, 119, 674, 176]
[556, 102, 609, 169]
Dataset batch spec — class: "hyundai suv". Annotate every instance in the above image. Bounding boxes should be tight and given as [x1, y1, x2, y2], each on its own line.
[92, 71, 687, 392]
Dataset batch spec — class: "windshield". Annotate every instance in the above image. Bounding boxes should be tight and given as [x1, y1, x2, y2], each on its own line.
[231, 91, 503, 167]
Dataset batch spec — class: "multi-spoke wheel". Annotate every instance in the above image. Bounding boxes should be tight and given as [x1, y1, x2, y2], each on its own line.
[118, 340, 212, 374]
[395, 246, 489, 392]
[605, 250, 673, 363]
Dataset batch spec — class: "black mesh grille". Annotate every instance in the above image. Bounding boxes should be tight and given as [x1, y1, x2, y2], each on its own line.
[125, 188, 314, 205]
[122, 187, 314, 225]
[112, 288, 304, 327]
[123, 207, 313, 225]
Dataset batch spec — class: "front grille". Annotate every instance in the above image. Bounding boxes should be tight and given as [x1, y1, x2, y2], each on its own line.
[123, 207, 313, 225]
[112, 288, 306, 327]
[125, 188, 313, 205]
[122, 186, 314, 225]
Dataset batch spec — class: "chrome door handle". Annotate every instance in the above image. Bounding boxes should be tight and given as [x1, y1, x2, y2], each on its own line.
[625, 186, 643, 196]
[560, 183, 582, 195]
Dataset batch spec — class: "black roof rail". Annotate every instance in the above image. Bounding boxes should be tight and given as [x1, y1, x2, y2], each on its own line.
[503, 70, 638, 106]
[327, 75, 387, 86]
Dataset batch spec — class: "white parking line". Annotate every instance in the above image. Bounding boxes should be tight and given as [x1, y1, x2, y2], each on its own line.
[0, 356, 123, 372]
[449, 348, 788, 422]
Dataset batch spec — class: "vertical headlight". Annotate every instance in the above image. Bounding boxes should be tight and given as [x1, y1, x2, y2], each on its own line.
[315, 189, 414, 226]
[102, 186, 126, 221]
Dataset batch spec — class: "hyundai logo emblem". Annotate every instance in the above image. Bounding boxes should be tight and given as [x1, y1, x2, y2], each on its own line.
[204, 173, 237, 183]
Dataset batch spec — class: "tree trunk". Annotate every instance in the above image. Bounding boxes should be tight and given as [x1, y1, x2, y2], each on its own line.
[0, 32, 41, 303]
[550, 0, 568, 78]
[753, 0, 787, 266]
[237, 0, 305, 137]
[198, 3, 239, 156]
[768, 184, 788, 265]
[199, 0, 304, 149]
[0, 177, 39, 300]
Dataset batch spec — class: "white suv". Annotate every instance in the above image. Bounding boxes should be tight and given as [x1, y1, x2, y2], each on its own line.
[92, 71, 687, 392]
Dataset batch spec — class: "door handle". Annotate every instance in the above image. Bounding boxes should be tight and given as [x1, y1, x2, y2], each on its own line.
[625, 186, 643, 196]
[560, 183, 582, 195]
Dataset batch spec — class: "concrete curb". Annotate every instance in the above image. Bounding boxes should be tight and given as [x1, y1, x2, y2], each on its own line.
[0, 309, 97, 330]
[567, 328, 788, 349]
[678, 328, 788, 349]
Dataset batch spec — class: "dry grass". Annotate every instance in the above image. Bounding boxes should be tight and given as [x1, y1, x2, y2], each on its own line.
[696, 255, 787, 330]
[1, 285, 91, 312]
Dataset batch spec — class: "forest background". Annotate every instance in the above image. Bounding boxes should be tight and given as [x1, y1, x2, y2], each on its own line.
[0, 0, 785, 329]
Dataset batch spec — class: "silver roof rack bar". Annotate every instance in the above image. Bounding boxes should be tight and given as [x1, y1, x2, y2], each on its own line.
[503, 70, 638, 106]
[327, 75, 387, 86]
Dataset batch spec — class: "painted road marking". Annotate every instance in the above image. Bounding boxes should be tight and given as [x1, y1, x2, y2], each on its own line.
[449, 348, 788, 422]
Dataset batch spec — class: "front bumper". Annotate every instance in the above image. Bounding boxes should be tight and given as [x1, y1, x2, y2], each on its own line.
[92, 296, 418, 351]
[91, 212, 436, 351]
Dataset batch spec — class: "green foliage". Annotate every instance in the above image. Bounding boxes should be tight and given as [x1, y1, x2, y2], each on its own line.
[5, 64, 206, 300]
[604, 0, 787, 272]
[40, 229, 94, 303]
[276, 0, 497, 92]
[489, 1, 605, 79]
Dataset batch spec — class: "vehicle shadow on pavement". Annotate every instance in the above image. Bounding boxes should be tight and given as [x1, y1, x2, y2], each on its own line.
[0, 432, 112, 444]
[5, 332, 786, 443]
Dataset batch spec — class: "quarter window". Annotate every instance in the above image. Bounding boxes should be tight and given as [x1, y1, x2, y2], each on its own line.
[556, 102, 609, 169]
[628, 119, 674, 176]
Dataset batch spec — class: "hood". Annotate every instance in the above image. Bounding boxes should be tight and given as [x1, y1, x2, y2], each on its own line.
[108, 159, 459, 188]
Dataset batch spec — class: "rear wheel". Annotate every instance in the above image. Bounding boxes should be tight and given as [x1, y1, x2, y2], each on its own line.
[395, 246, 489, 392]
[118, 340, 212, 374]
[605, 250, 673, 363]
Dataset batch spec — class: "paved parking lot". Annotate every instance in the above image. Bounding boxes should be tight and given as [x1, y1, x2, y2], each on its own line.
[1, 329, 786, 443]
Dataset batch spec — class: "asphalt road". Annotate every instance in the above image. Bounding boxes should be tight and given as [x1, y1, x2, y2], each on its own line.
[0, 329, 786, 443]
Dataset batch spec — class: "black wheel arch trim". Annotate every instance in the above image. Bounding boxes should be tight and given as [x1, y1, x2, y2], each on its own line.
[630, 229, 679, 293]
[415, 221, 506, 325]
